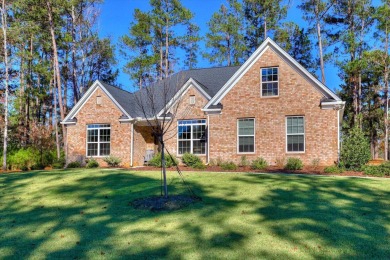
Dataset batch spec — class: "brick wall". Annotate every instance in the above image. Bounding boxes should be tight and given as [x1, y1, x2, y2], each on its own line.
[206, 47, 338, 166]
[66, 87, 132, 167]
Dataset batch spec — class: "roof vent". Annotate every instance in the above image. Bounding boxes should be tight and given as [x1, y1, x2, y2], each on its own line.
[189, 95, 195, 105]
[96, 96, 102, 105]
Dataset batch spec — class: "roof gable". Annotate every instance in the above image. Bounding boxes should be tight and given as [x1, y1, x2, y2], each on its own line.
[62, 80, 132, 124]
[204, 38, 341, 110]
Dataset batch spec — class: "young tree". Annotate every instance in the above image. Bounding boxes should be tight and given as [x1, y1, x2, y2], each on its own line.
[204, 0, 246, 66]
[133, 73, 188, 197]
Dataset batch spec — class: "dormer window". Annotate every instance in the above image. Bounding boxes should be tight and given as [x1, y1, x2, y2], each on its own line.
[261, 67, 278, 97]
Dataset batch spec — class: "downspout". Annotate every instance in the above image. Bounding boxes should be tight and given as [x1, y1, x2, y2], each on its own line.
[207, 114, 210, 164]
[337, 110, 340, 162]
[131, 123, 134, 167]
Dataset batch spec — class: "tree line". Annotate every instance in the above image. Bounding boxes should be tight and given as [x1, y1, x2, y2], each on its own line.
[0, 0, 389, 170]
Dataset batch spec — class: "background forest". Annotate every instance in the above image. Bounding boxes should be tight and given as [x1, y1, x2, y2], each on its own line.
[0, 0, 389, 170]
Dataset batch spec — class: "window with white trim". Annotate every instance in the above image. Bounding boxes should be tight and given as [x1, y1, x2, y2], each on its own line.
[261, 67, 278, 96]
[238, 118, 255, 153]
[286, 116, 305, 152]
[178, 119, 206, 155]
[87, 124, 111, 156]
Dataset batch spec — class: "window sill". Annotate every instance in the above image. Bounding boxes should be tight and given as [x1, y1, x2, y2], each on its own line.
[260, 95, 279, 99]
[237, 152, 256, 155]
[285, 152, 305, 154]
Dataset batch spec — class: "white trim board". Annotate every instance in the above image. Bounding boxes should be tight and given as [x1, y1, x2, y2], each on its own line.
[62, 80, 132, 124]
[204, 37, 341, 110]
[157, 77, 212, 117]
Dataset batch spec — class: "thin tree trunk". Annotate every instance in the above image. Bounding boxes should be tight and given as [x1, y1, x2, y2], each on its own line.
[165, 16, 169, 78]
[53, 67, 61, 160]
[264, 19, 267, 39]
[71, 4, 79, 103]
[316, 20, 326, 84]
[160, 136, 168, 198]
[47, 0, 66, 144]
[1, 0, 9, 171]
[384, 29, 389, 160]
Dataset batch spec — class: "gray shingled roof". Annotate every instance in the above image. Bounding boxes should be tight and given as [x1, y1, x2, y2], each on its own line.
[100, 66, 240, 118]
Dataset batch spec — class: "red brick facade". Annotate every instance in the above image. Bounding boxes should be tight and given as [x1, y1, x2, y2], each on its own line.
[66, 45, 340, 167]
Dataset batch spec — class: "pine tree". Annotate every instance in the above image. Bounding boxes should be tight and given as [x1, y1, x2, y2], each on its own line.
[243, 0, 287, 55]
[203, 0, 246, 66]
[298, 0, 334, 84]
[274, 22, 315, 73]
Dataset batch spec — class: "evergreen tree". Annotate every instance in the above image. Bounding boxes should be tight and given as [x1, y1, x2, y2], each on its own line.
[243, 0, 287, 55]
[298, 0, 334, 84]
[203, 0, 246, 66]
[274, 22, 316, 73]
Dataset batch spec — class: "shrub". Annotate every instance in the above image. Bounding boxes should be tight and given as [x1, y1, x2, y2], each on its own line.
[31, 163, 45, 170]
[149, 152, 178, 168]
[324, 165, 343, 174]
[192, 161, 206, 170]
[86, 158, 99, 168]
[340, 127, 371, 170]
[362, 162, 390, 177]
[181, 153, 202, 167]
[251, 157, 268, 170]
[220, 161, 237, 170]
[239, 156, 250, 167]
[8, 148, 36, 170]
[104, 155, 122, 167]
[285, 157, 303, 170]
[275, 157, 286, 168]
[67, 161, 82, 168]
[52, 157, 66, 169]
[208, 158, 217, 166]
[311, 158, 320, 169]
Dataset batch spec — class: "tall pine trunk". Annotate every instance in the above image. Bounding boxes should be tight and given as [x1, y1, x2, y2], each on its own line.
[47, 0, 66, 144]
[71, 4, 79, 103]
[1, 0, 9, 171]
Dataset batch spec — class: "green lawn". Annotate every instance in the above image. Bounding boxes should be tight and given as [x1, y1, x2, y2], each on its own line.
[0, 169, 389, 259]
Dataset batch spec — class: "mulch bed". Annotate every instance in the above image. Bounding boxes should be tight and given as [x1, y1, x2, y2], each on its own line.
[131, 195, 201, 211]
[131, 165, 387, 178]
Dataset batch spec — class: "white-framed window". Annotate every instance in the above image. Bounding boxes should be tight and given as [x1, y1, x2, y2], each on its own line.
[87, 124, 111, 156]
[286, 116, 305, 152]
[261, 67, 278, 97]
[237, 118, 255, 153]
[178, 119, 206, 155]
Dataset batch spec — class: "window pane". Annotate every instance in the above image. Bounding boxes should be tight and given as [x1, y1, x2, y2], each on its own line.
[87, 143, 98, 156]
[87, 129, 98, 142]
[238, 119, 254, 135]
[100, 143, 110, 156]
[287, 117, 304, 134]
[100, 129, 111, 142]
[287, 135, 304, 152]
[178, 141, 191, 154]
[192, 125, 206, 139]
[261, 67, 278, 96]
[193, 140, 206, 154]
[239, 136, 254, 153]
[178, 125, 191, 140]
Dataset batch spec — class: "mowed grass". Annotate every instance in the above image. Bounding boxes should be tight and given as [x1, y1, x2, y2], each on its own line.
[0, 169, 389, 259]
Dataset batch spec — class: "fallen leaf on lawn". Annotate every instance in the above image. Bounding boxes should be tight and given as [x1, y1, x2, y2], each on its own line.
[100, 251, 105, 255]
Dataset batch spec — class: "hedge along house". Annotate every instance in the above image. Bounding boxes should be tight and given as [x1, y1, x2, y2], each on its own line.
[62, 38, 345, 167]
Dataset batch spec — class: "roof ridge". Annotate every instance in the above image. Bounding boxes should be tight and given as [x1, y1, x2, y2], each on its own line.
[99, 81, 133, 95]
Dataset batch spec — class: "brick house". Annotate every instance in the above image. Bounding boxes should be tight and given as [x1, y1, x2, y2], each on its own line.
[62, 38, 345, 167]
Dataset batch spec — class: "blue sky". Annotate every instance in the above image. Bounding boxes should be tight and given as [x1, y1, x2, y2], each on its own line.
[97, 0, 353, 92]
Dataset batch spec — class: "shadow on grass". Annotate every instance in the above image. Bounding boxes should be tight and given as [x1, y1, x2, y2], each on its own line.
[235, 174, 390, 258]
[0, 170, 389, 258]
